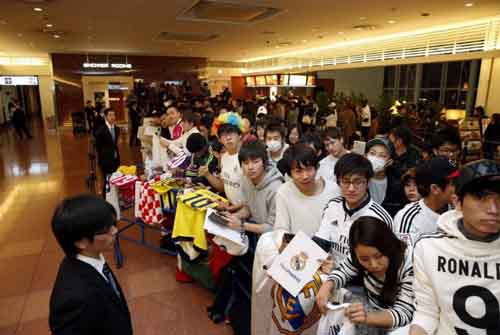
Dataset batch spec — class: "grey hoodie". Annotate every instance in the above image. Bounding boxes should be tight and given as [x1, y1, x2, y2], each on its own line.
[241, 166, 284, 232]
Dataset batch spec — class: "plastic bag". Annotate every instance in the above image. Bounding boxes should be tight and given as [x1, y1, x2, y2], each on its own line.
[105, 175, 121, 219]
[317, 304, 355, 335]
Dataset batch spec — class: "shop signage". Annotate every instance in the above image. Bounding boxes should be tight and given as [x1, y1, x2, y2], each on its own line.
[83, 62, 132, 69]
[0, 76, 39, 86]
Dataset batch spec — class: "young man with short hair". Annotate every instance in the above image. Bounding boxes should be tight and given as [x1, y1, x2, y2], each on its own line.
[315, 153, 393, 264]
[49, 195, 132, 335]
[200, 113, 245, 206]
[394, 156, 458, 245]
[274, 143, 340, 236]
[160, 109, 200, 154]
[431, 127, 462, 166]
[264, 122, 288, 167]
[410, 159, 500, 335]
[388, 126, 420, 179]
[317, 127, 348, 183]
[222, 140, 284, 234]
[165, 105, 183, 140]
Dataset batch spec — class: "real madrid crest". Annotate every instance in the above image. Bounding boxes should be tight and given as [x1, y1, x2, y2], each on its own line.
[290, 251, 308, 272]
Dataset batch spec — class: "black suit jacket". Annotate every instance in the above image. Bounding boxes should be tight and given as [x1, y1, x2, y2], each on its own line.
[95, 125, 121, 174]
[49, 257, 133, 335]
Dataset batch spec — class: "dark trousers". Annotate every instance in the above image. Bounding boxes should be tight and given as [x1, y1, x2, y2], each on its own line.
[14, 124, 32, 139]
[129, 126, 140, 147]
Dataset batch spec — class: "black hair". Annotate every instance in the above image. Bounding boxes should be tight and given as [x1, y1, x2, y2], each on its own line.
[264, 122, 286, 140]
[401, 167, 417, 186]
[287, 124, 302, 141]
[51, 194, 116, 257]
[186, 133, 207, 153]
[238, 140, 268, 165]
[218, 123, 241, 137]
[458, 178, 500, 202]
[182, 111, 200, 126]
[299, 132, 322, 153]
[389, 126, 412, 147]
[335, 153, 374, 181]
[210, 138, 225, 153]
[415, 160, 452, 197]
[322, 127, 343, 142]
[103, 108, 114, 116]
[349, 216, 406, 306]
[285, 143, 319, 174]
[431, 127, 462, 151]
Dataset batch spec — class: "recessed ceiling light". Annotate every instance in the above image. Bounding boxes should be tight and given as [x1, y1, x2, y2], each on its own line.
[337, 31, 345, 35]
[33, 7, 43, 12]
[359, 17, 367, 20]
[17, 33, 23, 37]
[0, 19, 7, 25]
[53, 34, 60, 39]
[465, 2, 474, 7]
[302, 39, 308, 43]
[45, 23, 53, 28]
[388, 20, 396, 24]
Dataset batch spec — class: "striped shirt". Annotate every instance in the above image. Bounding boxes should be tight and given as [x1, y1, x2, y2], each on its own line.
[315, 195, 393, 264]
[393, 199, 440, 245]
[328, 247, 415, 328]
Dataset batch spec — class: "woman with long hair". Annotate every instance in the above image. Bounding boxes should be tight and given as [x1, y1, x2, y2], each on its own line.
[316, 216, 414, 331]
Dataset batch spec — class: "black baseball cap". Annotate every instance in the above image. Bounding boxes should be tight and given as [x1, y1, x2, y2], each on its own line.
[415, 156, 459, 187]
[454, 159, 500, 196]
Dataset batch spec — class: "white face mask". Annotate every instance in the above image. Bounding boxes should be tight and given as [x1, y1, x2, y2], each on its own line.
[267, 140, 283, 153]
[367, 154, 386, 173]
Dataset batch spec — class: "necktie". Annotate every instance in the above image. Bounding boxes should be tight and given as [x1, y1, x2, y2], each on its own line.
[110, 127, 116, 142]
[103, 263, 122, 300]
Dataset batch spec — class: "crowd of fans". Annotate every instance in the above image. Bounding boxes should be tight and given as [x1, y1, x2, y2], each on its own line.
[55, 84, 500, 335]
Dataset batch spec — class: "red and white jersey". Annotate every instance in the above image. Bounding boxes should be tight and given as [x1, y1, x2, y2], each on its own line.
[412, 210, 500, 335]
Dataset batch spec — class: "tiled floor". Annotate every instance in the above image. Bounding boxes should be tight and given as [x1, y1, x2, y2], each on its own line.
[0, 121, 231, 334]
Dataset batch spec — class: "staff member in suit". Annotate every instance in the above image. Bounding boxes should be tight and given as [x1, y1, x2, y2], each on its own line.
[95, 108, 120, 197]
[49, 194, 133, 335]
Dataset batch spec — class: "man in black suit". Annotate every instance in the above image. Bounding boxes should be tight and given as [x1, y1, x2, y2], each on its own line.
[94, 108, 120, 197]
[49, 194, 133, 335]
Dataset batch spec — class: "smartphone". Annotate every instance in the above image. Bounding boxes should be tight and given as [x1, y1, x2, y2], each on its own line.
[208, 212, 229, 227]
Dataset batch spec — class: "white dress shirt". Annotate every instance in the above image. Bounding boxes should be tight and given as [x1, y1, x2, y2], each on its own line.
[76, 253, 108, 281]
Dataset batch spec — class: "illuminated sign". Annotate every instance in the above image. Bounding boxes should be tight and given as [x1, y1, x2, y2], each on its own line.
[83, 63, 132, 69]
[0, 76, 39, 86]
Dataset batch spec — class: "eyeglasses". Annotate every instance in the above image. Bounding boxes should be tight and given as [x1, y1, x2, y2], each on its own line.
[339, 178, 367, 188]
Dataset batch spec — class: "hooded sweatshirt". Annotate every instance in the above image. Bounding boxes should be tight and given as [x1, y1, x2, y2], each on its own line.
[241, 166, 284, 232]
[412, 210, 500, 335]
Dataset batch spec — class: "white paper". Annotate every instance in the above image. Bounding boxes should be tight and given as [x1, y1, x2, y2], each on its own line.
[267, 231, 328, 297]
[203, 208, 246, 247]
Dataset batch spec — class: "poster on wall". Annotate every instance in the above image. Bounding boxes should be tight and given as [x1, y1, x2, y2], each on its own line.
[280, 74, 289, 86]
[266, 75, 278, 86]
[289, 75, 307, 86]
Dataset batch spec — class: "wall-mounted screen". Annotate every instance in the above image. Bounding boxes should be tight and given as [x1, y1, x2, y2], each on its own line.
[289, 75, 307, 86]
[255, 76, 266, 86]
[266, 75, 278, 86]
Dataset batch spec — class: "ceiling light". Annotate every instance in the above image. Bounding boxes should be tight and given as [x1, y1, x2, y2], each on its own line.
[338, 31, 345, 35]
[53, 34, 60, 39]
[33, 7, 43, 12]
[465, 2, 474, 7]
[302, 39, 308, 43]
[45, 23, 53, 28]
[359, 17, 367, 20]
[388, 20, 396, 24]
[17, 33, 23, 37]
[0, 19, 7, 25]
